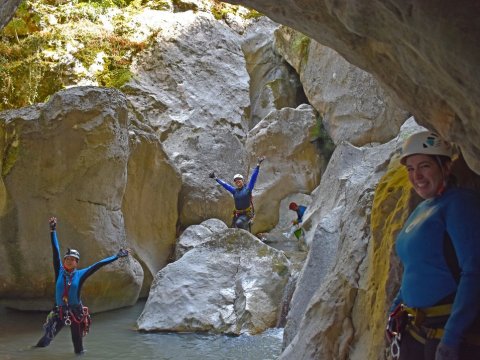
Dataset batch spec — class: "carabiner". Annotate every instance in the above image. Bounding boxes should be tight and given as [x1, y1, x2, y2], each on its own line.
[390, 333, 401, 360]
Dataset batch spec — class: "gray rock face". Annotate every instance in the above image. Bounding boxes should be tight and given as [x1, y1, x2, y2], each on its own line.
[137, 228, 290, 335]
[125, 12, 251, 227]
[175, 218, 228, 259]
[122, 121, 182, 277]
[274, 26, 408, 146]
[224, 0, 480, 175]
[242, 18, 307, 129]
[0, 86, 180, 312]
[246, 105, 324, 232]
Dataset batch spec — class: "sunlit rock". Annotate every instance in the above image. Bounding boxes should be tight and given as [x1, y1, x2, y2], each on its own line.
[274, 26, 408, 146]
[137, 229, 290, 335]
[245, 105, 324, 232]
[175, 218, 228, 260]
[125, 12, 251, 228]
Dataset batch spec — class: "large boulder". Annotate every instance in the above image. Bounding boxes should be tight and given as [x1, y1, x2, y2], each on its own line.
[0, 86, 180, 312]
[246, 105, 325, 232]
[122, 118, 182, 278]
[274, 26, 408, 146]
[125, 11, 251, 228]
[175, 218, 228, 260]
[137, 228, 290, 335]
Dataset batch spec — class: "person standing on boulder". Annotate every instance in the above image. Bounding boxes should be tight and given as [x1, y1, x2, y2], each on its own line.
[35, 217, 130, 355]
[386, 131, 480, 360]
[209, 157, 265, 232]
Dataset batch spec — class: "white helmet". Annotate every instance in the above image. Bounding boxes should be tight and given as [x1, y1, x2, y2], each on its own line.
[400, 131, 452, 165]
[64, 248, 80, 260]
[233, 174, 244, 181]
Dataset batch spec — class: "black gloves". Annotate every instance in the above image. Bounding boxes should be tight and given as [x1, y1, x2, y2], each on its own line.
[209, 171, 216, 179]
[117, 248, 129, 258]
[49, 217, 57, 231]
[257, 156, 265, 166]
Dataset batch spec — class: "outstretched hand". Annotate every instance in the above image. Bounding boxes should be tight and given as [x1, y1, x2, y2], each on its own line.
[117, 248, 130, 258]
[49, 217, 57, 231]
[257, 156, 265, 166]
[209, 171, 216, 179]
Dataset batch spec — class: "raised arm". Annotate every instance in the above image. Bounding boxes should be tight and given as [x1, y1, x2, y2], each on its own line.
[49, 217, 61, 281]
[247, 156, 265, 191]
[76, 249, 130, 296]
[209, 171, 235, 194]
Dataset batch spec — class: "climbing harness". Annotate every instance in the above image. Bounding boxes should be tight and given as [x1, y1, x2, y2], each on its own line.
[403, 303, 480, 346]
[59, 270, 91, 336]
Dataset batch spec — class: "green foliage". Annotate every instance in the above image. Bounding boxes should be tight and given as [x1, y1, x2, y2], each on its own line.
[2, 1, 41, 38]
[2, 128, 20, 178]
[292, 33, 311, 66]
[0, 30, 66, 109]
[0, 0, 150, 110]
[210, 1, 262, 21]
[244, 9, 262, 20]
[0, 0, 257, 111]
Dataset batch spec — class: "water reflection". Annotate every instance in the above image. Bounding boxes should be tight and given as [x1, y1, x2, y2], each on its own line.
[0, 301, 283, 360]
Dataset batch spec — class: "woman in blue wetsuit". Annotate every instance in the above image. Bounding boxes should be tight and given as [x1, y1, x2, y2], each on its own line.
[209, 157, 265, 231]
[35, 217, 129, 354]
[387, 131, 480, 360]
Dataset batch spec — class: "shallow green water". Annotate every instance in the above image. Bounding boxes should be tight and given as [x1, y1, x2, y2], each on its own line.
[0, 301, 283, 360]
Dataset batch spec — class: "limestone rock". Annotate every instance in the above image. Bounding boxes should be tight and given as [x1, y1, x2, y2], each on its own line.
[245, 105, 324, 232]
[274, 26, 408, 146]
[125, 12, 251, 227]
[122, 119, 182, 278]
[137, 228, 290, 335]
[175, 218, 228, 260]
[242, 18, 307, 129]
[0, 87, 142, 311]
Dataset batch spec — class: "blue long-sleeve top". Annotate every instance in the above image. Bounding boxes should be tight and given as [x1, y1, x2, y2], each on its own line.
[50, 230, 119, 307]
[295, 206, 307, 223]
[215, 165, 260, 210]
[394, 187, 480, 347]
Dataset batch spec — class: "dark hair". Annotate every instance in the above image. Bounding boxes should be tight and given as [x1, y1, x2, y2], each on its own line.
[431, 155, 457, 187]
